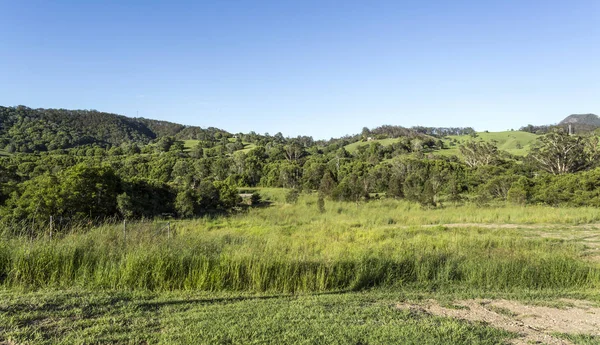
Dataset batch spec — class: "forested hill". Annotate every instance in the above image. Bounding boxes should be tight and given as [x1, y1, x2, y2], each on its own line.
[0, 106, 230, 153]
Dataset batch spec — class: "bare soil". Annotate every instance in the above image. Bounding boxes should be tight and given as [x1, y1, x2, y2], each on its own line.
[397, 299, 600, 345]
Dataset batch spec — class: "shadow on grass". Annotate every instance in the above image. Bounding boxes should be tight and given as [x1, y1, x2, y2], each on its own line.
[0, 293, 135, 316]
[134, 289, 351, 311]
[0, 290, 352, 316]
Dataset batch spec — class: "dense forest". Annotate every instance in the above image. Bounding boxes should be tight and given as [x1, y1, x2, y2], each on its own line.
[0, 106, 229, 152]
[2, 106, 600, 235]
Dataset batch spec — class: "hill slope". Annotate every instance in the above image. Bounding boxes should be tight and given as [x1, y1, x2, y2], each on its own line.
[559, 114, 600, 126]
[0, 106, 229, 152]
[558, 114, 600, 133]
[439, 131, 539, 156]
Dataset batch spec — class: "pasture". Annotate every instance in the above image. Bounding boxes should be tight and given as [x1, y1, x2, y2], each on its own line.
[1, 191, 600, 344]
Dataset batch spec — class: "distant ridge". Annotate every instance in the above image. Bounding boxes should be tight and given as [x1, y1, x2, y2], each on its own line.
[559, 114, 600, 126]
[0, 105, 229, 152]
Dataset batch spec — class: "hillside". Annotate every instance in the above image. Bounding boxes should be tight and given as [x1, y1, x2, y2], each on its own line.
[0, 106, 229, 153]
[557, 113, 600, 133]
[344, 131, 539, 157]
[559, 113, 600, 126]
[442, 131, 539, 156]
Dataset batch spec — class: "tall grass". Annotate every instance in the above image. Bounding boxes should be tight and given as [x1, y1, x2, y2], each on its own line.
[1, 195, 599, 292]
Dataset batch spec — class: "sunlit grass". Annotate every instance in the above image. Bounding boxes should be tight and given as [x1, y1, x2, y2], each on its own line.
[2, 193, 599, 293]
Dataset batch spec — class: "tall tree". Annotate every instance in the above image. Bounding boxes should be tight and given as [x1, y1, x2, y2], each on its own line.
[528, 131, 599, 175]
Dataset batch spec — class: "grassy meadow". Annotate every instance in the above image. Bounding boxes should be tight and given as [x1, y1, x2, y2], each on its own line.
[2, 190, 600, 344]
[442, 131, 539, 156]
[343, 130, 540, 158]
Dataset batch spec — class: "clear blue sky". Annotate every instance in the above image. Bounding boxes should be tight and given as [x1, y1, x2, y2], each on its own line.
[1, 1, 598, 139]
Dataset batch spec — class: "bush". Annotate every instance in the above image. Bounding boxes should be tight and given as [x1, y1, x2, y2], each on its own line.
[317, 195, 325, 213]
[250, 192, 262, 206]
[285, 189, 300, 204]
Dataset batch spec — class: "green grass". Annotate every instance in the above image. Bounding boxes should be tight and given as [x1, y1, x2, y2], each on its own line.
[442, 131, 539, 156]
[343, 131, 539, 158]
[3, 193, 600, 343]
[182, 139, 199, 152]
[552, 333, 600, 345]
[0, 148, 11, 156]
[1, 195, 599, 293]
[0, 289, 519, 345]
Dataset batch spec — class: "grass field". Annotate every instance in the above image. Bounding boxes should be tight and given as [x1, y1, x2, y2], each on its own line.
[343, 131, 540, 158]
[1, 289, 524, 345]
[442, 131, 539, 157]
[2, 191, 600, 344]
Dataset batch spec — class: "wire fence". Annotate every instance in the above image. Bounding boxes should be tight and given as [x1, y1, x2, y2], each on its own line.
[0, 215, 176, 243]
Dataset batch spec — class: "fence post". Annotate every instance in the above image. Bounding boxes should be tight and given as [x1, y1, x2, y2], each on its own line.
[123, 219, 126, 245]
[49, 216, 53, 240]
[167, 222, 171, 239]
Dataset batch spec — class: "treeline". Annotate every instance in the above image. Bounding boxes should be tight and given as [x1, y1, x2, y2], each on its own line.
[0, 106, 475, 155]
[520, 123, 600, 135]
[5, 106, 600, 235]
[0, 106, 229, 152]
[2, 126, 600, 232]
[0, 161, 241, 235]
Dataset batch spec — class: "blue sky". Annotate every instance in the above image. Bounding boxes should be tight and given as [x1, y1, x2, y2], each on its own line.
[1, 1, 598, 139]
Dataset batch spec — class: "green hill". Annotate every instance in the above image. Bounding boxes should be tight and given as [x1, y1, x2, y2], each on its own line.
[441, 131, 539, 156]
[0, 106, 229, 153]
[345, 131, 539, 157]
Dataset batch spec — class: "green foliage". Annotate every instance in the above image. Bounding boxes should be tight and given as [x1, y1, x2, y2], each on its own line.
[1, 164, 120, 227]
[528, 130, 600, 174]
[507, 177, 529, 205]
[317, 194, 325, 213]
[0, 106, 229, 152]
[175, 189, 196, 218]
[285, 188, 300, 204]
[459, 140, 499, 167]
[2, 197, 600, 293]
[5, 106, 600, 225]
[116, 192, 134, 219]
[214, 179, 241, 210]
[250, 192, 262, 205]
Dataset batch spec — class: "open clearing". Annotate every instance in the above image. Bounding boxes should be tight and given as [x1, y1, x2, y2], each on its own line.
[2, 197, 600, 344]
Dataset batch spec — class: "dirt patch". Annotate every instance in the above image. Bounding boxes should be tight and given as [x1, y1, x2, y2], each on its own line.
[421, 223, 600, 230]
[397, 299, 600, 345]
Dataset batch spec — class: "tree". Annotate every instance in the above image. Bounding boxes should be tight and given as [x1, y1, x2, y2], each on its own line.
[507, 177, 529, 205]
[196, 179, 220, 211]
[459, 141, 499, 167]
[116, 193, 134, 219]
[175, 189, 196, 218]
[214, 179, 240, 210]
[318, 171, 337, 197]
[250, 192, 262, 206]
[285, 189, 300, 204]
[528, 131, 599, 175]
[156, 136, 176, 152]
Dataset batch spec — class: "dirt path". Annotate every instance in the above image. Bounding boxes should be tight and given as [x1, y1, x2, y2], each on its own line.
[397, 299, 600, 345]
[420, 223, 600, 230]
